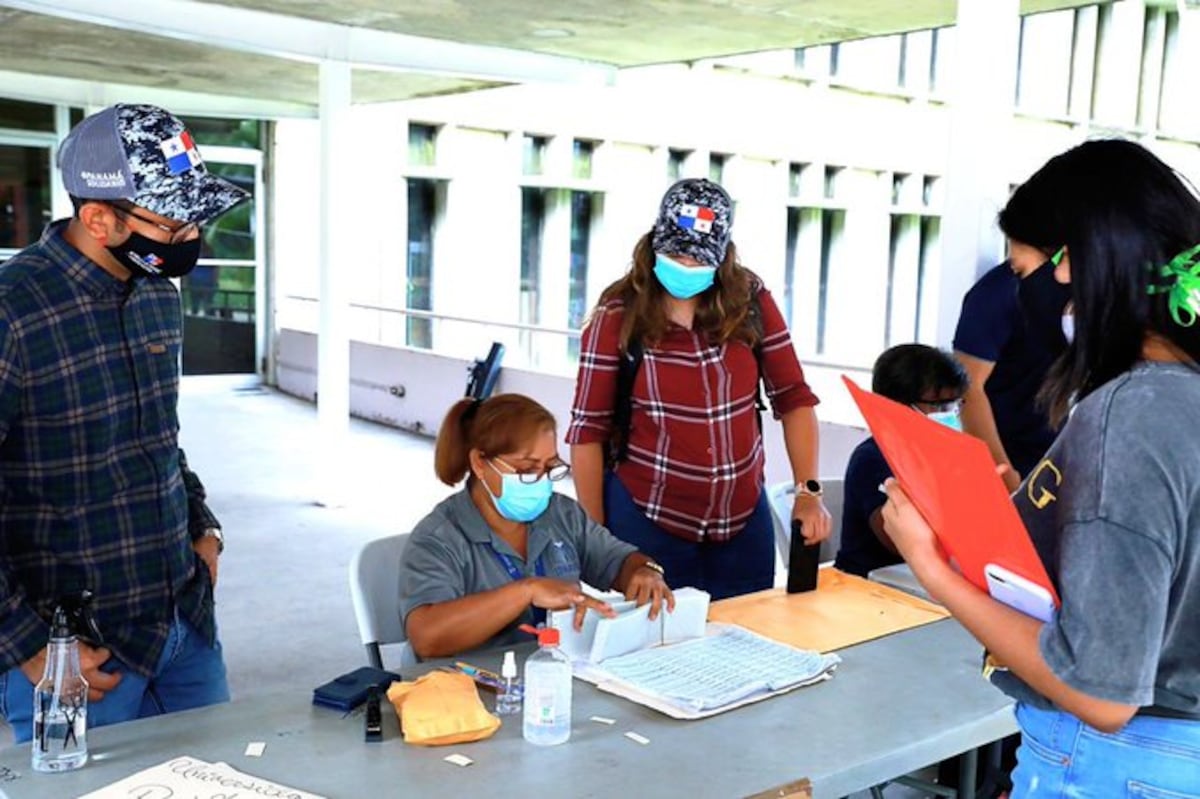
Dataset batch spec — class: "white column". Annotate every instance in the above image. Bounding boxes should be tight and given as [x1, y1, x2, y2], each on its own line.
[51, 105, 73, 219]
[932, 0, 1020, 347]
[316, 60, 352, 506]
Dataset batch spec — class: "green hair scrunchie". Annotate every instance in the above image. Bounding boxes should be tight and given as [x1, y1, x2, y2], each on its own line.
[1147, 243, 1200, 327]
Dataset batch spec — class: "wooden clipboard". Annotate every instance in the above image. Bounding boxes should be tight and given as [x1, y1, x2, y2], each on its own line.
[708, 569, 950, 653]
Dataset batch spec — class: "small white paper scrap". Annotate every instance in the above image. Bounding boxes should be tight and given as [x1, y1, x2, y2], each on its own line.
[244, 741, 266, 757]
[624, 731, 650, 745]
[589, 716, 616, 725]
[444, 753, 474, 767]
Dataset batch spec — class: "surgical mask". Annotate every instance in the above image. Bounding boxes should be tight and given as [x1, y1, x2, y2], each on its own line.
[928, 409, 963, 432]
[108, 232, 202, 279]
[484, 462, 553, 522]
[1017, 257, 1072, 353]
[1061, 313, 1075, 343]
[653, 253, 716, 299]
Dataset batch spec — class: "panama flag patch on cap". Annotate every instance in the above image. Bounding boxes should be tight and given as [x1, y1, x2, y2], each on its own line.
[159, 131, 202, 175]
[676, 204, 715, 234]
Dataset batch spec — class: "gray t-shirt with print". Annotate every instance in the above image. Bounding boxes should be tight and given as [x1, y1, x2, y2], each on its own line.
[995, 362, 1200, 717]
[399, 489, 638, 652]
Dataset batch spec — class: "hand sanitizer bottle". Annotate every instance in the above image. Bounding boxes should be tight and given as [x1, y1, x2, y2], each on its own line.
[495, 650, 522, 716]
[522, 627, 571, 745]
[32, 606, 88, 772]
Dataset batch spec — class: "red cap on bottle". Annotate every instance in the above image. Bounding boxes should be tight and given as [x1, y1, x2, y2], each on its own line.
[518, 623, 560, 646]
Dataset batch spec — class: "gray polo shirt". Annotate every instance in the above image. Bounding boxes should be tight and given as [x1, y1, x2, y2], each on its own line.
[995, 361, 1200, 718]
[399, 488, 637, 652]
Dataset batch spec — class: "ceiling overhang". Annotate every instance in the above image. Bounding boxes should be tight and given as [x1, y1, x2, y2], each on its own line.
[0, 0, 1100, 117]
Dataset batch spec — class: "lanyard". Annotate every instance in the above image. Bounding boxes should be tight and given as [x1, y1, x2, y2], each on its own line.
[490, 546, 546, 624]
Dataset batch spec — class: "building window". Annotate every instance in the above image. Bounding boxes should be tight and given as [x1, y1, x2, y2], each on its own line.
[0, 99, 55, 132]
[709, 153, 728, 184]
[824, 166, 843, 201]
[523, 135, 549, 176]
[793, 47, 806, 72]
[520, 187, 546, 333]
[408, 123, 438, 167]
[667, 148, 690, 181]
[789, 162, 811, 199]
[815, 209, 844, 354]
[0, 145, 51, 253]
[178, 117, 262, 149]
[830, 43, 841, 77]
[406, 179, 437, 349]
[573, 140, 595, 180]
[568, 192, 595, 359]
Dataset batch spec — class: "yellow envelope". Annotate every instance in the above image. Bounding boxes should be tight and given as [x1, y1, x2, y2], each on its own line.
[386, 671, 501, 746]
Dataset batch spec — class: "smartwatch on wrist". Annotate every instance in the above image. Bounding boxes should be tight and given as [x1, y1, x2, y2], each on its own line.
[201, 527, 224, 554]
[794, 478, 824, 498]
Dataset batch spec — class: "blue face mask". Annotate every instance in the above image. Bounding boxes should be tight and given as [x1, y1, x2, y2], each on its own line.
[654, 253, 717, 299]
[484, 461, 553, 522]
[928, 409, 963, 432]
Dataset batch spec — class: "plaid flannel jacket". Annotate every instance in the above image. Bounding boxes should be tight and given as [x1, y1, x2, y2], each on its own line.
[567, 284, 818, 541]
[0, 222, 219, 675]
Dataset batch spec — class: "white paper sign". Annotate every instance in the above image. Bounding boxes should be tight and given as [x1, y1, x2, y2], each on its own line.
[78, 755, 327, 799]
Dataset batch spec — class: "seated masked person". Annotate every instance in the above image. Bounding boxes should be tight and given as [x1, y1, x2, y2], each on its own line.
[401, 393, 676, 659]
[834, 344, 968, 578]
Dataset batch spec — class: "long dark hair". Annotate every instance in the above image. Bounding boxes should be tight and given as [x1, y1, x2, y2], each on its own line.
[999, 139, 1200, 425]
[593, 232, 759, 353]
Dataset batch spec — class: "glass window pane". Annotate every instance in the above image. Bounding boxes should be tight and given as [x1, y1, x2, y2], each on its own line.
[0, 99, 55, 132]
[407, 179, 437, 349]
[409, 124, 438, 167]
[0, 145, 52, 250]
[183, 264, 255, 321]
[178, 117, 262, 149]
[200, 163, 255, 261]
[568, 192, 593, 360]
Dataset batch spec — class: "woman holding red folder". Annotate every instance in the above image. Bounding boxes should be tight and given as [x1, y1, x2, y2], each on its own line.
[882, 140, 1200, 797]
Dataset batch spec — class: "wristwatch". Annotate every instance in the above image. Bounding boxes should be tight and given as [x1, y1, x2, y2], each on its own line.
[639, 560, 666, 577]
[794, 479, 824, 498]
[201, 527, 225, 554]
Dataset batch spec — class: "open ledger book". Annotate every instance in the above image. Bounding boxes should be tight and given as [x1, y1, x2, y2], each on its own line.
[548, 587, 840, 719]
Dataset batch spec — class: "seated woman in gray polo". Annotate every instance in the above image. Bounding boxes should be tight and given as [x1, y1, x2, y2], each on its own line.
[401, 394, 674, 659]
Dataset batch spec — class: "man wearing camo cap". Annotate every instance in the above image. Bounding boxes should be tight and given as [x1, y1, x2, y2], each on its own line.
[0, 104, 248, 742]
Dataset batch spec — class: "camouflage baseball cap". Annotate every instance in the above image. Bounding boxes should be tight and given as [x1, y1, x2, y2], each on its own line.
[57, 104, 249, 224]
[650, 178, 734, 268]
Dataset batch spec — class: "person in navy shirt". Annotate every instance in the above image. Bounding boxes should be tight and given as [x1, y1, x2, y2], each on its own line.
[834, 344, 967, 578]
[953, 251, 1069, 492]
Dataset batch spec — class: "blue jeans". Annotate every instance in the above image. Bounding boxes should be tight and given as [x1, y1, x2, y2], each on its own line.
[1011, 703, 1200, 798]
[603, 471, 775, 600]
[0, 612, 229, 744]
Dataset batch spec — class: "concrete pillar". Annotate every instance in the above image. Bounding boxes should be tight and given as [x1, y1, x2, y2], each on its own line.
[933, 0, 1020, 347]
[316, 60, 352, 506]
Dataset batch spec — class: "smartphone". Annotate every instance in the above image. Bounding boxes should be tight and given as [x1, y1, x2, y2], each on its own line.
[984, 563, 1056, 622]
[787, 519, 820, 594]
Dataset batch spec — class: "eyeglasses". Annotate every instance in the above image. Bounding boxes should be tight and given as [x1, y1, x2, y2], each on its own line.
[108, 202, 200, 245]
[491, 456, 572, 484]
[913, 398, 963, 414]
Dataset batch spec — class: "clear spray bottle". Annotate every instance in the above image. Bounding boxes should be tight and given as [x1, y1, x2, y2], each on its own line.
[31, 605, 89, 772]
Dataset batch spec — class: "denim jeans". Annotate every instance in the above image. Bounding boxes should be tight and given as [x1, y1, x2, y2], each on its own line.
[0, 611, 229, 744]
[1011, 702, 1200, 798]
[603, 470, 775, 600]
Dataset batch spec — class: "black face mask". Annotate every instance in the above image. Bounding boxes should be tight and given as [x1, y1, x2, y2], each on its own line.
[1017, 259, 1072, 354]
[107, 232, 202, 279]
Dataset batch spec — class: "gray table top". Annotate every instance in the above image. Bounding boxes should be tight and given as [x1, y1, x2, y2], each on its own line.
[0, 619, 1016, 799]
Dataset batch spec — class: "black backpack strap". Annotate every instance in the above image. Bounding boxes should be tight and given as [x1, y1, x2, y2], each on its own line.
[609, 336, 644, 467]
[748, 284, 767, 416]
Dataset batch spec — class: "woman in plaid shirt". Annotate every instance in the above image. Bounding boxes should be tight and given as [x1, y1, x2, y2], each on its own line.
[567, 179, 831, 599]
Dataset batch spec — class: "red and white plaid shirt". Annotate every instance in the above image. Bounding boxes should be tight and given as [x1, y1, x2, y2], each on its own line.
[566, 285, 818, 542]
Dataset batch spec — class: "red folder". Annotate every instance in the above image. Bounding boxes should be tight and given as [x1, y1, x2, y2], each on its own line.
[843, 376, 1059, 606]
